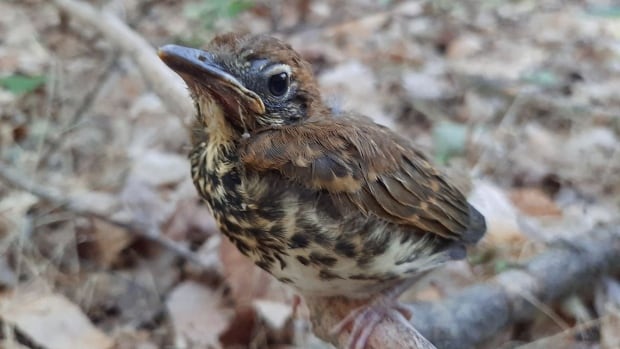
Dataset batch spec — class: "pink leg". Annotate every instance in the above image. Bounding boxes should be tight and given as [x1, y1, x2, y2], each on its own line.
[329, 280, 417, 349]
[292, 294, 302, 316]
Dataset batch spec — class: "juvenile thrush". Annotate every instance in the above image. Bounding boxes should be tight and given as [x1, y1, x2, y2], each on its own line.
[158, 33, 486, 349]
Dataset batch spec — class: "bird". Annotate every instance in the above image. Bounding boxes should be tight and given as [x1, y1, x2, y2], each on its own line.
[158, 33, 486, 349]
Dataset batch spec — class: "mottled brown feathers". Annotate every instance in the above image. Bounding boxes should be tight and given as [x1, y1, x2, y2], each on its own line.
[241, 116, 471, 240]
[159, 33, 487, 301]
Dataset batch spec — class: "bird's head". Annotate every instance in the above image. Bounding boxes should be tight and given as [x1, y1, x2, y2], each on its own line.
[158, 33, 325, 140]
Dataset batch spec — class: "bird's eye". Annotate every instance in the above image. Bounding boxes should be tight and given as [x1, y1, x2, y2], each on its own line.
[268, 72, 289, 96]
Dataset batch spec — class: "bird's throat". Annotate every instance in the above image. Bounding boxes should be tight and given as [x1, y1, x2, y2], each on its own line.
[191, 94, 241, 148]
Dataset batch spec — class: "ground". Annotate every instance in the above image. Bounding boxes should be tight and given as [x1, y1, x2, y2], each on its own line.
[0, 0, 619, 348]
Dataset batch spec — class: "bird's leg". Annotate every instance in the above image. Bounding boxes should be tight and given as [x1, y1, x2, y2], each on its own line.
[292, 294, 302, 317]
[330, 279, 418, 349]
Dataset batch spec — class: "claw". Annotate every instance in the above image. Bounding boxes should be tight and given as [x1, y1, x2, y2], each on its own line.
[330, 298, 414, 349]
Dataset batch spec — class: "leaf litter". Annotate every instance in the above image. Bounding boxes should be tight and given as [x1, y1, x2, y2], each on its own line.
[0, 0, 619, 348]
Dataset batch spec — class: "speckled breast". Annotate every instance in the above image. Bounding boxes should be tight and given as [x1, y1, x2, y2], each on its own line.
[189, 141, 291, 271]
[189, 141, 448, 298]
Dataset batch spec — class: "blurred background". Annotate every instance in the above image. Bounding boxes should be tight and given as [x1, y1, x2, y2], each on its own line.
[0, 0, 619, 348]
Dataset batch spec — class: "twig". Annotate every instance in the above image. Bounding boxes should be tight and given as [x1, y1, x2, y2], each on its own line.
[0, 163, 217, 275]
[49, 0, 194, 126]
[514, 316, 604, 349]
[67, 50, 119, 126]
[308, 227, 620, 348]
[39, 50, 120, 167]
[278, 1, 409, 37]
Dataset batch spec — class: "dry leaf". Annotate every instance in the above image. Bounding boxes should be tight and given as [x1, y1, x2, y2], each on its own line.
[449, 39, 545, 80]
[318, 61, 395, 128]
[77, 261, 177, 327]
[70, 190, 119, 216]
[219, 237, 291, 306]
[326, 12, 390, 38]
[468, 180, 527, 247]
[0, 287, 114, 349]
[218, 305, 256, 347]
[446, 34, 484, 59]
[77, 219, 132, 268]
[0, 2, 50, 75]
[402, 70, 453, 100]
[253, 299, 294, 345]
[166, 280, 233, 349]
[509, 188, 562, 217]
[0, 191, 37, 239]
[130, 150, 189, 187]
[119, 175, 175, 227]
[164, 178, 217, 242]
[253, 299, 292, 331]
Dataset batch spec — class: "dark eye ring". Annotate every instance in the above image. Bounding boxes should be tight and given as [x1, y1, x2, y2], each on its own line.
[268, 72, 289, 97]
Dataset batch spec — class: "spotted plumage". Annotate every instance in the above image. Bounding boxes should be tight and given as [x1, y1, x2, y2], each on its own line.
[159, 33, 486, 347]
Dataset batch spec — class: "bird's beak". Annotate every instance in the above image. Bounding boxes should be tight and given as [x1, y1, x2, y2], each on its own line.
[158, 44, 265, 115]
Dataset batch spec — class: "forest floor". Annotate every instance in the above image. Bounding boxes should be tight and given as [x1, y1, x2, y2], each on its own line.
[1, 0, 619, 348]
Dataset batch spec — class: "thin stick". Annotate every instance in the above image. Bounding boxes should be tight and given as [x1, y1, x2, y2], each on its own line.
[50, 0, 194, 126]
[0, 163, 216, 273]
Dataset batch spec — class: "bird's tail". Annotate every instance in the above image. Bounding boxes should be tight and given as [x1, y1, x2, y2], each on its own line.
[462, 203, 487, 243]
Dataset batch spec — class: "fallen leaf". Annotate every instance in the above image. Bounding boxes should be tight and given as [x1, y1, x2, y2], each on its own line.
[253, 299, 294, 345]
[394, 1, 423, 17]
[326, 12, 390, 39]
[219, 237, 291, 306]
[0, 287, 114, 349]
[468, 180, 527, 248]
[253, 299, 292, 331]
[0, 74, 46, 95]
[319, 61, 395, 128]
[129, 150, 189, 187]
[70, 190, 119, 216]
[166, 280, 233, 348]
[402, 71, 453, 100]
[0, 192, 38, 238]
[446, 34, 484, 59]
[0, 3, 50, 76]
[458, 91, 502, 123]
[183, 234, 223, 280]
[77, 219, 133, 268]
[218, 305, 256, 347]
[509, 188, 562, 217]
[449, 40, 545, 80]
[76, 258, 178, 328]
[164, 178, 217, 242]
[119, 175, 175, 227]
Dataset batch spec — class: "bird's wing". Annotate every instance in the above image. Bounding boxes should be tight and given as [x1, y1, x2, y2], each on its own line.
[241, 117, 484, 242]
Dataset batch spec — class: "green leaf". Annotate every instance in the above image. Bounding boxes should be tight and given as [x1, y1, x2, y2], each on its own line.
[432, 121, 467, 164]
[494, 260, 510, 273]
[226, 0, 254, 17]
[0, 74, 46, 95]
[521, 70, 559, 87]
[184, 0, 254, 29]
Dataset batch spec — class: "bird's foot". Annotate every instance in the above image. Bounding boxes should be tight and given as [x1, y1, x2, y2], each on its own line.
[329, 297, 413, 349]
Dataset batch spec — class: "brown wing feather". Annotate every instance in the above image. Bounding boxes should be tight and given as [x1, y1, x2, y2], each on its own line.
[241, 116, 475, 241]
